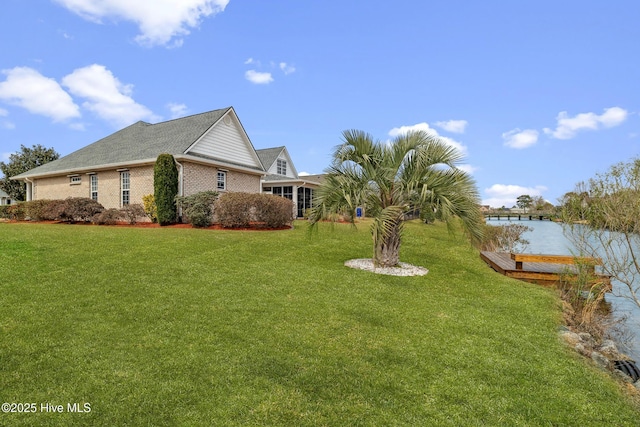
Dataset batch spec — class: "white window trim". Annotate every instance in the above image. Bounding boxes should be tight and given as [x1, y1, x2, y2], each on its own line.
[217, 170, 227, 191]
[120, 171, 130, 206]
[277, 159, 287, 176]
[90, 174, 98, 201]
[69, 175, 81, 185]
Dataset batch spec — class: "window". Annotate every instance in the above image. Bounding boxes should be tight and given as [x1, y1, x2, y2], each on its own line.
[90, 175, 98, 201]
[277, 159, 287, 176]
[217, 171, 226, 190]
[297, 187, 314, 217]
[120, 171, 130, 206]
[273, 186, 293, 200]
[70, 176, 81, 185]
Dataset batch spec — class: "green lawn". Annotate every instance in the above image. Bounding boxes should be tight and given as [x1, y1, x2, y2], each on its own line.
[0, 220, 638, 426]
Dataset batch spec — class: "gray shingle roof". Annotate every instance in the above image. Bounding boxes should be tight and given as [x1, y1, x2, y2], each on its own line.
[255, 146, 285, 171]
[12, 108, 231, 179]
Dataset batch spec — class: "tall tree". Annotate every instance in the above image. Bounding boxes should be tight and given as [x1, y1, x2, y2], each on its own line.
[516, 194, 533, 213]
[0, 144, 59, 201]
[309, 129, 483, 268]
[154, 153, 179, 226]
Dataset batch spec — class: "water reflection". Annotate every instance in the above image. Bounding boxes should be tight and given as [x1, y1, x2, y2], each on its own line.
[487, 218, 640, 361]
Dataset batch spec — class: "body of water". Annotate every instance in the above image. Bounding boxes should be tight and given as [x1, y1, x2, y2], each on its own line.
[487, 218, 640, 362]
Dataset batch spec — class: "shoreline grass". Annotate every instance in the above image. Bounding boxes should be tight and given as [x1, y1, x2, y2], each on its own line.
[1, 220, 638, 425]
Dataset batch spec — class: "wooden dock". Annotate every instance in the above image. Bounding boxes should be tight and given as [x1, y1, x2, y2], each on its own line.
[480, 251, 611, 290]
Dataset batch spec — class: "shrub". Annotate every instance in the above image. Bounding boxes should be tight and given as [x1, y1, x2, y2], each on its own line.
[93, 208, 121, 225]
[41, 199, 67, 221]
[0, 205, 11, 219]
[61, 197, 104, 222]
[478, 223, 532, 253]
[6, 203, 26, 221]
[253, 194, 295, 228]
[176, 191, 218, 228]
[142, 194, 157, 223]
[214, 192, 294, 229]
[120, 203, 146, 224]
[154, 154, 179, 226]
[214, 192, 254, 228]
[23, 199, 53, 221]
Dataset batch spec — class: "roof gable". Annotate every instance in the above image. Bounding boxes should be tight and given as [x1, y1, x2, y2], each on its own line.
[256, 146, 298, 179]
[186, 109, 263, 170]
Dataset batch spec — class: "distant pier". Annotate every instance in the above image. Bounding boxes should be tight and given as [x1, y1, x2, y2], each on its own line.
[484, 213, 554, 221]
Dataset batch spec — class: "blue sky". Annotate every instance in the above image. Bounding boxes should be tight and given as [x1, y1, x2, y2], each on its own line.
[1, 0, 639, 208]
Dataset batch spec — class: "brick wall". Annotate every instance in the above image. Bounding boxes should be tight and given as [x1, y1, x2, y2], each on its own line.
[32, 162, 261, 209]
[33, 165, 155, 209]
[182, 161, 261, 195]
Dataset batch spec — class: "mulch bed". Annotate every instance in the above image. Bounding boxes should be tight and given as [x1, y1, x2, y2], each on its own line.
[1, 219, 292, 231]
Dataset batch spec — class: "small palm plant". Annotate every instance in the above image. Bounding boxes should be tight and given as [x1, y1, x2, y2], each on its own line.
[309, 129, 483, 268]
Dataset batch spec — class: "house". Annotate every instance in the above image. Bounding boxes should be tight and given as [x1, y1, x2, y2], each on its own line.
[0, 189, 12, 205]
[11, 107, 269, 210]
[256, 146, 323, 218]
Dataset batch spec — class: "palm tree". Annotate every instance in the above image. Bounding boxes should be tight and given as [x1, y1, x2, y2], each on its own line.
[309, 129, 484, 268]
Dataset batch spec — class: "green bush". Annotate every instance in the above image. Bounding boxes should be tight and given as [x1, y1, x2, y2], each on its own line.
[0, 205, 10, 219]
[93, 208, 121, 225]
[154, 154, 179, 226]
[120, 203, 146, 225]
[214, 192, 294, 228]
[176, 191, 218, 228]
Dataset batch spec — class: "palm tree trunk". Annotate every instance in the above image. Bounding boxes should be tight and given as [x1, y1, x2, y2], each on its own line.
[373, 222, 401, 267]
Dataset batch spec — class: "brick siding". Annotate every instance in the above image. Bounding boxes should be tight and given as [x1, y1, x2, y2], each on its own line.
[31, 161, 261, 210]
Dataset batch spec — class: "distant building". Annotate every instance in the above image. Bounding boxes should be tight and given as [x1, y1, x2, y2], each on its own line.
[0, 189, 12, 205]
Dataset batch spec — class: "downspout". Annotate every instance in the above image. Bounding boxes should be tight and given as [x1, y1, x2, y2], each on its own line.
[24, 177, 34, 202]
[174, 159, 184, 221]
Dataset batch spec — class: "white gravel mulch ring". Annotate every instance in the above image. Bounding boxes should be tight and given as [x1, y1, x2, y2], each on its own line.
[344, 258, 429, 276]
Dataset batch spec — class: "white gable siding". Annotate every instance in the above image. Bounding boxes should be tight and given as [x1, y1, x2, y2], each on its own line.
[188, 114, 262, 169]
[268, 153, 297, 178]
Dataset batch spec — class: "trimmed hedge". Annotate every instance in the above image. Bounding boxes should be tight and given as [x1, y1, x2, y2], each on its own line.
[93, 208, 121, 225]
[120, 203, 146, 225]
[154, 154, 179, 226]
[23, 199, 53, 221]
[176, 191, 219, 228]
[214, 192, 294, 228]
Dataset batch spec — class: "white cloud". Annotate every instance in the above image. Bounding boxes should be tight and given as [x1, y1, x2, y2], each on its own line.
[502, 128, 539, 149]
[0, 108, 7, 116]
[483, 184, 547, 208]
[62, 64, 157, 127]
[53, 0, 229, 47]
[167, 102, 188, 119]
[279, 62, 296, 75]
[0, 67, 80, 122]
[244, 58, 254, 65]
[245, 70, 273, 85]
[434, 119, 467, 134]
[299, 171, 310, 176]
[543, 107, 628, 140]
[388, 122, 467, 154]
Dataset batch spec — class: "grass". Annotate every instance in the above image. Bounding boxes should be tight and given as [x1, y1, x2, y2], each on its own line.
[0, 219, 638, 426]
